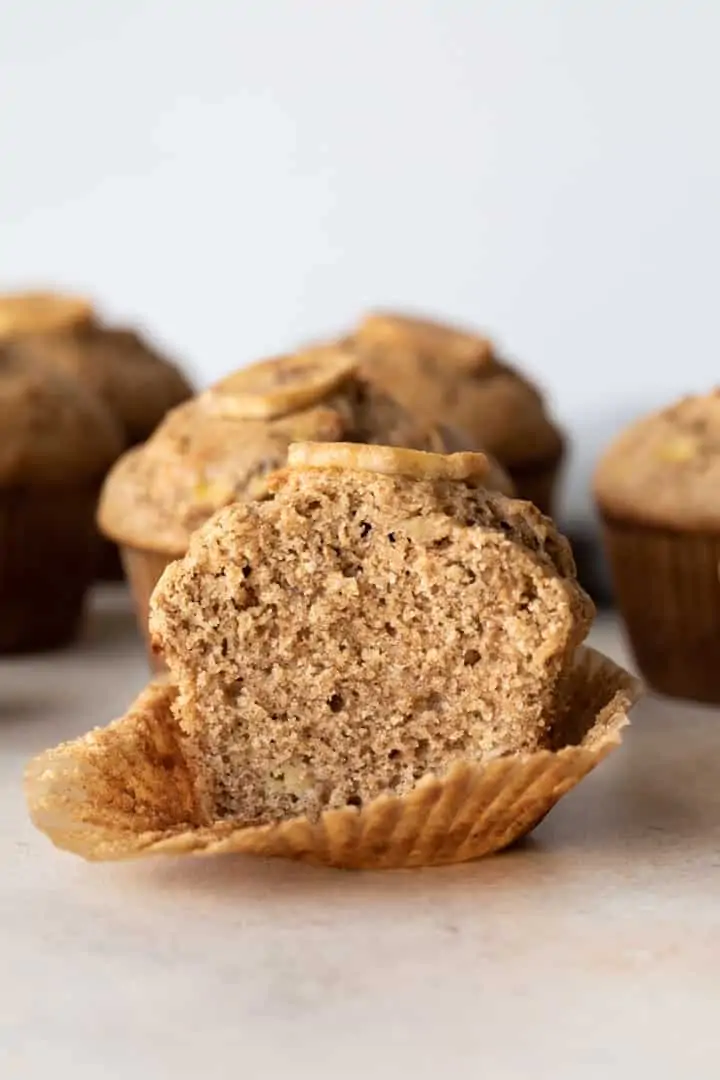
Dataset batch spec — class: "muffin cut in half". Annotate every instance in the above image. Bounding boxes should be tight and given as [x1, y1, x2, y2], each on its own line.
[150, 443, 593, 823]
[27, 444, 639, 868]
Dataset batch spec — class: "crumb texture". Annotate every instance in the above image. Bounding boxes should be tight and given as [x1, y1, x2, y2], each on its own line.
[150, 464, 593, 825]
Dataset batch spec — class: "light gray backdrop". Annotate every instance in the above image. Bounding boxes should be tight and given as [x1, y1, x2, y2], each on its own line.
[2, 1, 717, 533]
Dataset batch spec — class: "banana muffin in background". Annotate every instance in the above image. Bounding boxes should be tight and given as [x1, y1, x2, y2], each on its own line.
[0, 347, 122, 652]
[350, 310, 565, 516]
[99, 345, 514, 668]
[595, 389, 720, 703]
[0, 290, 193, 578]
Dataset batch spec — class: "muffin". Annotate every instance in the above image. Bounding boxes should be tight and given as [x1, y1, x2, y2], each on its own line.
[26, 445, 639, 868]
[351, 311, 565, 515]
[151, 442, 594, 822]
[0, 290, 193, 577]
[595, 390, 720, 703]
[98, 345, 513, 666]
[0, 347, 122, 651]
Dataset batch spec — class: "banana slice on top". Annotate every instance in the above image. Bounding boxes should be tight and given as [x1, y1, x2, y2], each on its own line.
[356, 311, 493, 373]
[287, 441, 492, 483]
[0, 291, 93, 339]
[205, 346, 358, 420]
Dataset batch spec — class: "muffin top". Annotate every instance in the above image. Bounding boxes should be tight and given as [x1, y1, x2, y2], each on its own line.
[0, 290, 192, 447]
[0, 291, 93, 338]
[594, 390, 720, 530]
[0, 347, 123, 486]
[352, 310, 564, 467]
[98, 345, 511, 555]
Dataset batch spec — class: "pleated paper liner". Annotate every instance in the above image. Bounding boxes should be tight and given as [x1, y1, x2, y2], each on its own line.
[120, 544, 177, 672]
[506, 449, 563, 519]
[0, 486, 99, 653]
[96, 536, 125, 582]
[25, 646, 640, 870]
[601, 513, 720, 703]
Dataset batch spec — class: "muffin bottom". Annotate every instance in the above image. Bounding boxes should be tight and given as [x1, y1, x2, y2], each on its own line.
[508, 454, 562, 518]
[0, 486, 100, 652]
[25, 646, 639, 868]
[121, 545, 176, 671]
[601, 515, 720, 703]
[96, 536, 125, 581]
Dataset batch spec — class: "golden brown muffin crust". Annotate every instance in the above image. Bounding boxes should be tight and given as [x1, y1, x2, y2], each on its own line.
[12, 322, 192, 446]
[594, 390, 720, 531]
[0, 347, 123, 485]
[0, 290, 93, 339]
[353, 310, 564, 467]
[98, 399, 347, 554]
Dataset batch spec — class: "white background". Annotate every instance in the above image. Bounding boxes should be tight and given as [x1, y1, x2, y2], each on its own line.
[1, 1, 718, 526]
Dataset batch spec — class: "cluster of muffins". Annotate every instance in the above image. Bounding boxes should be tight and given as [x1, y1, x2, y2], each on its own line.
[23, 307, 648, 870]
[27, 442, 638, 868]
[0, 291, 192, 651]
[32, 297, 720, 870]
[23, 302, 720, 869]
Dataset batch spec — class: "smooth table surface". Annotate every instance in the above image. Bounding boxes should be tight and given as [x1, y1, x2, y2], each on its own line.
[1, 589, 719, 1080]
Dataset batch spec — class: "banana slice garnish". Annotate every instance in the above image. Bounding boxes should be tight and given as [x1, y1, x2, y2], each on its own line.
[287, 441, 492, 483]
[356, 311, 493, 372]
[204, 346, 358, 420]
[0, 291, 93, 339]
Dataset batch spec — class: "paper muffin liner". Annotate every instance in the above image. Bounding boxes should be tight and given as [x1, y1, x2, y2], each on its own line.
[25, 646, 640, 869]
[96, 536, 125, 582]
[0, 486, 99, 652]
[120, 544, 177, 672]
[507, 450, 563, 518]
[601, 514, 720, 703]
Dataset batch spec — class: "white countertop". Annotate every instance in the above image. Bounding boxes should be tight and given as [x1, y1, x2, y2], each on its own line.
[2, 590, 719, 1080]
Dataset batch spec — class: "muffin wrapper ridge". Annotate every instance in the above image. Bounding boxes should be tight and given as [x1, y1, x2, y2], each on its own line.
[601, 515, 720, 704]
[96, 535, 125, 582]
[0, 487, 99, 652]
[25, 646, 639, 869]
[121, 545, 176, 672]
[507, 453, 562, 519]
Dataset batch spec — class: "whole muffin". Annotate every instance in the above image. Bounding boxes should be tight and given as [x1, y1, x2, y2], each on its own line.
[594, 390, 720, 703]
[99, 345, 513, 667]
[0, 347, 122, 651]
[0, 290, 193, 578]
[352, 310, 565, 515]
